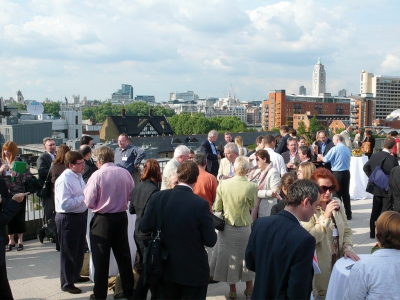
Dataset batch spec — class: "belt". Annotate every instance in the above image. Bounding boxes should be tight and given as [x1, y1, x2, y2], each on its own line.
[59, 212, 85, 215]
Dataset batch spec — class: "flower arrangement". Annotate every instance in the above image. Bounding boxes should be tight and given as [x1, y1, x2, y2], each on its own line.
[352, 149, 363, 157]
[371, 243, 381, 253]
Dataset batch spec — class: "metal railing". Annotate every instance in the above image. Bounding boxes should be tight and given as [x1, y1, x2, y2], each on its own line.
[22, 158, 172, 240]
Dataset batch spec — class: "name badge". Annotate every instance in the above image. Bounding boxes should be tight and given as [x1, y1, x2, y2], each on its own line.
[332, 228, 339, 237]
[5, 170, 10, 176]
[122, 156, 128, 161]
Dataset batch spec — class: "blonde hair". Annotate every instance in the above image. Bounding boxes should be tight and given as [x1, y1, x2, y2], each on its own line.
[234, 156, 249, 176]
[235, 136, 245, 156]
[297, 162, 316, 180]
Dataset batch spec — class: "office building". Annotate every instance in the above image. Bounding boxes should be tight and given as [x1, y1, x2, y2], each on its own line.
[299, 86, 306, 95]
[312, 58, 326, 96]
[360, 71, 400, 120]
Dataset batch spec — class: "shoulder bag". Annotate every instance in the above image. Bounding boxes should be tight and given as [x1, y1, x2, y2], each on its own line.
[37, 163, 52, 198]
[143, 189, 172, 285]
[368, 157, 389, 192]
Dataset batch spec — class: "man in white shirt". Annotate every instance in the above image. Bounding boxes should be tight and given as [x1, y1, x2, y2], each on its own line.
[264, 135, 286, 177]
[55, 151, 88, 295]
[161, 145, 190, 190]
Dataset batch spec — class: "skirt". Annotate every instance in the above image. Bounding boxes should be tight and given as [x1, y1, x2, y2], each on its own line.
[209, 224, 255, 284]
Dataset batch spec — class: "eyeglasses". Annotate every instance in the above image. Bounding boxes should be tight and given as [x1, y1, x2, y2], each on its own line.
[319, 185, 336, 193]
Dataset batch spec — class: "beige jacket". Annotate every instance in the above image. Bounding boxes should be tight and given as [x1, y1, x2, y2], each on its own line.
[301, 201, 354, 299]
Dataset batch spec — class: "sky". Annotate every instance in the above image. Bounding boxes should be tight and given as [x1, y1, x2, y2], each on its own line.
[1, 0, 400, 103]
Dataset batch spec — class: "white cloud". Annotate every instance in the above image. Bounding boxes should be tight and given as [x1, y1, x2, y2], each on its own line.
[380, 54, 400, 73]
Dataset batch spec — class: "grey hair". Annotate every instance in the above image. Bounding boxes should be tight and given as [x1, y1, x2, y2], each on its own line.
[287, 136, 298, 144]
[224, 142, 239, 155]
[285, 179, 320, 207]
[193, 153, 207, 166]
[174, 145, 190, 158]
[208, 130, 218, 138]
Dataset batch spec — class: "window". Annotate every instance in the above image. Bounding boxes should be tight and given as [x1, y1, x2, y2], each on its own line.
[75, 116, 78, 124]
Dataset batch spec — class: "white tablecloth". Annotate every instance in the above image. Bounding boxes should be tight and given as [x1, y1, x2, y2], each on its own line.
[86, 209, 137, 280]
[326, 254, 370, 300]
[349, 156, 372, 199]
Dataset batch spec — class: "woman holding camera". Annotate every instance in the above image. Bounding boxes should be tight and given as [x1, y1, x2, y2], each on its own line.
[302, 168, 359, 300]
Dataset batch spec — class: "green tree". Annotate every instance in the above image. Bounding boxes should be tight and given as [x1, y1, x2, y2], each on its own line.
[17, 104, 25, 111]
[43, 102, 61, 118]
[308, 115, 320, 135]
[297, 121, 306, 136]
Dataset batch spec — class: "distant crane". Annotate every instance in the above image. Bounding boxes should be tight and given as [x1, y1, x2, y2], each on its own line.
[230, 82, 236, 99]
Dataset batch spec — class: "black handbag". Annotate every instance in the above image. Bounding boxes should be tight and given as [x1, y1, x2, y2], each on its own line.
[211, 211, 225, 231]
[143, 190, 171, 285]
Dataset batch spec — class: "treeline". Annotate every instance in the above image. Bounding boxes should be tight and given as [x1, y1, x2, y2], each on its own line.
[168, 113, 256, 135]
[82, 102, 175, 122]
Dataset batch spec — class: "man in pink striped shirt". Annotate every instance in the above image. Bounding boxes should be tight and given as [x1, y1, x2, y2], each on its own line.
[84, 146, 135, 300]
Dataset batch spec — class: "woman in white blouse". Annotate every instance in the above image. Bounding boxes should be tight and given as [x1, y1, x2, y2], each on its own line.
[247, 150, 280, 220]
[344, 211, 400, 300]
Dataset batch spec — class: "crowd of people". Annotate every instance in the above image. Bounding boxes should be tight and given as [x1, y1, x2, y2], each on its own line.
[1, 126, 400, 299]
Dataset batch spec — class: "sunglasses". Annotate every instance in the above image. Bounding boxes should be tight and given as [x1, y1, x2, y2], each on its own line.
[319, 185, 336, 193]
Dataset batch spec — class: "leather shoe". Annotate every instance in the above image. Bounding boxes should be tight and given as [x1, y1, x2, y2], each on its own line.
[114, 292, 133, 299]
[75, 276, 90, 283]
[61, 285, 82, 294]
[90, 294, 96, 300]
[37, 228, 45, 244]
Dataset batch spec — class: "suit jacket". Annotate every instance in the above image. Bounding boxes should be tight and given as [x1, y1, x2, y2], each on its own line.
[364, 151, 399, 197]
[200, 139, 219, 177]
[389, 166, 400, 212]
[281, 151, 301, 173]
[275, 134, 290, 154]
[340, 130, 352, 149]
[36, 151, 54, 197]
[0, 178, 19, 266]
[83, 158, 98, 183]
[140, 185, 217, 287]
[245, 210, 315, 299]
[217, 158, 233, 180]
[315, 139, 334, 171]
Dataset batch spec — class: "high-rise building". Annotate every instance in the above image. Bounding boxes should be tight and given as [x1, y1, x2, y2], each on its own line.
[338, 89, 346, 97]
[169, 91, 199, 101]
[262, 90, 350, 130]
[312, 58, 326, 96]
[121, 84, 134, 99]
[360, 71, 400, 120]
[349, 93, 374, 130]
[299, 86, 306, 95]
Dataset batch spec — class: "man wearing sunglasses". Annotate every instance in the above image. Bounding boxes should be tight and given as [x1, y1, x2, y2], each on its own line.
[317, 134, 352, 220]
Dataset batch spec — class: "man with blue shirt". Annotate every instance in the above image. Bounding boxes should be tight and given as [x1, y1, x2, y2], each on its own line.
[114, 133, 146, 185]
[318, 134, 352, 220]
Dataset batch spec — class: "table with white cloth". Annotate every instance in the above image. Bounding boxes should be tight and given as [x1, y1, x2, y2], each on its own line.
[349, 156, 373, 199]
[86, 209, 137, 281]
[326, 254, 370, 300]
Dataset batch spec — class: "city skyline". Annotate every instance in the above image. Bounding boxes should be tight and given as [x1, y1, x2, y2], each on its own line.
[1, 0, 400, 102]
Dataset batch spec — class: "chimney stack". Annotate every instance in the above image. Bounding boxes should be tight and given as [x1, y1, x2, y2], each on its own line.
[149, 108, 153, 116]
[121, 109, 126, 118]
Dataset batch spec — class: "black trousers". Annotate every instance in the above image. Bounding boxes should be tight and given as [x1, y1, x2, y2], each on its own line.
[333, 170, 351, 219]
[56, 212, 86, 288]
[370, 195, 392, 238]
[90, 212, 134, 299]
[0, 262, 13, 299]
[7, 197, 26, 235]
[158, 280, 207, 300]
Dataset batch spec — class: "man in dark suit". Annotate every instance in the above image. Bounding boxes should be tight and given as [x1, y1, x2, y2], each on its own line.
[315, 130, 334, 171]
[79, 145, 98, 183]
[218, 131, 232, 158]
[281, 137, 301, 173]
[36, 137, 57, 243]
[200, 130, 221, 177]
[389, 166, 400, 212]
[275, 125, 290, 154]
[140, 161, 217, 300]
[364, 137, 399, 238]
[0, 181, 28, 300]
[245, 179, 320, 300]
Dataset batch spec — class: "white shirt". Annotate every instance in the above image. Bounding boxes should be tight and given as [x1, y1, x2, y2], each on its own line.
[55, 169, 87, 213]
[265, 147, 287, 176]
[344, 249, 400, 300]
